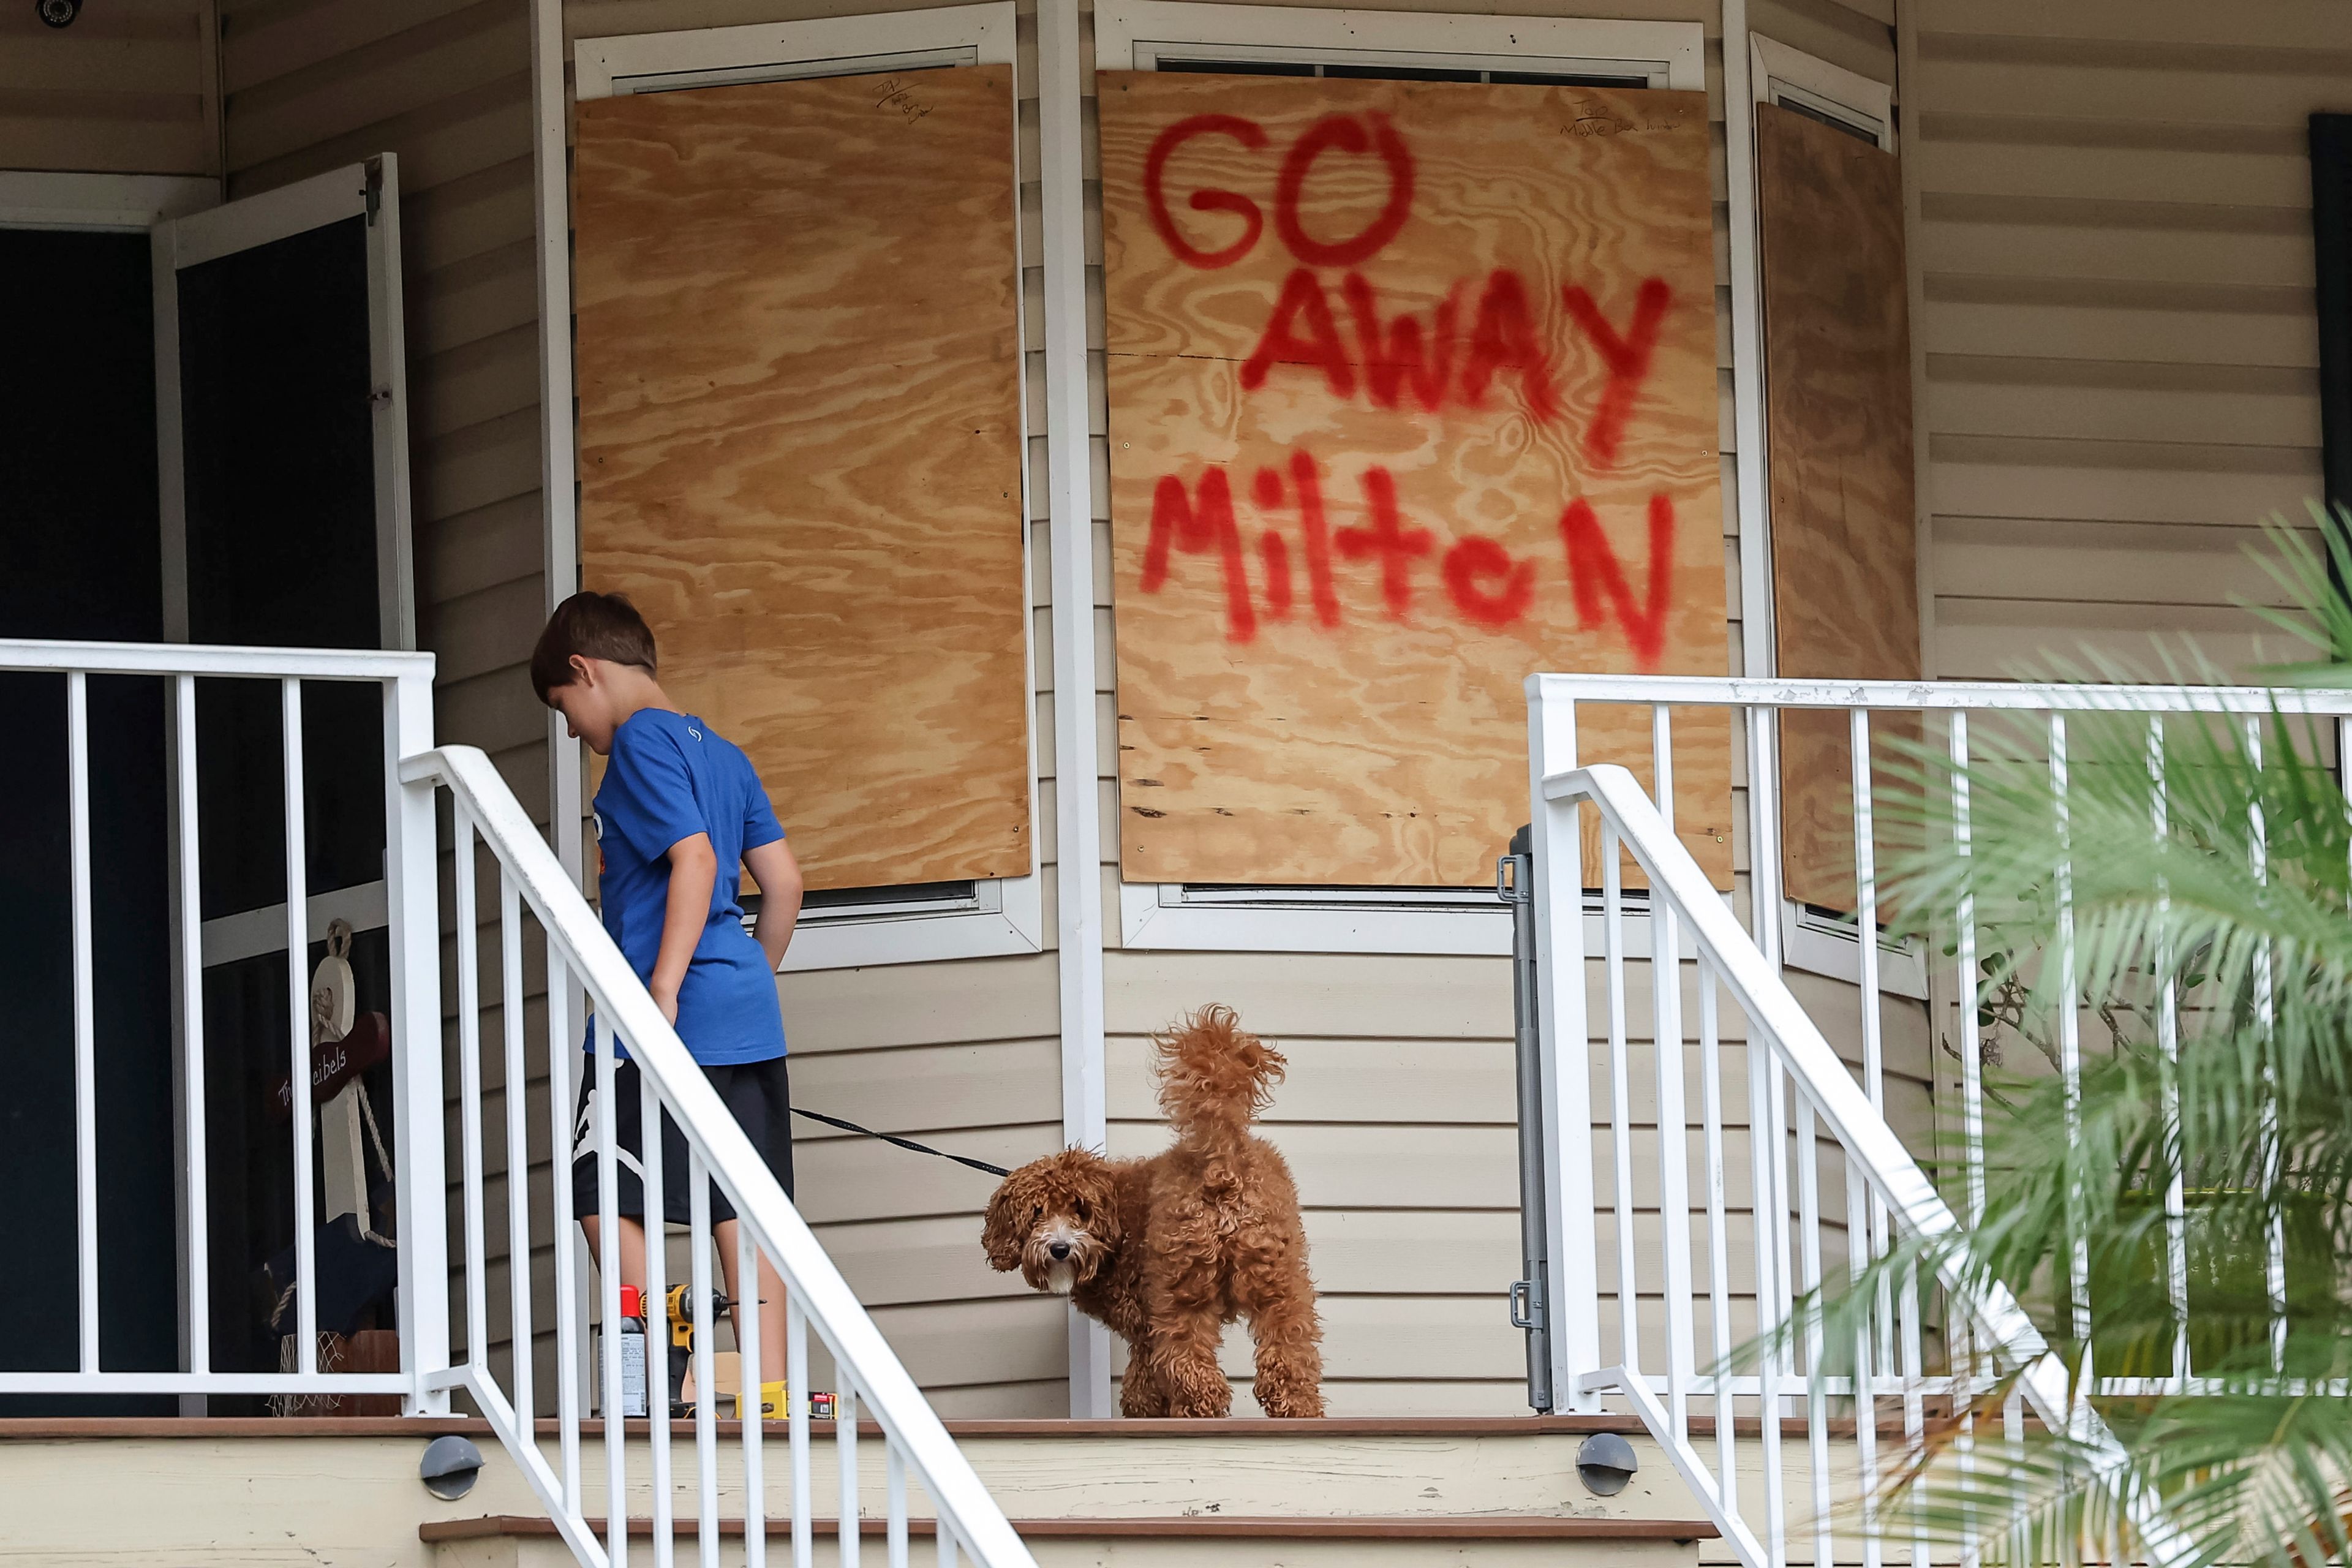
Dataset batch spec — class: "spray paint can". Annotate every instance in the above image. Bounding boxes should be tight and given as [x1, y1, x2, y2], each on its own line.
[618, 1285, 648, 1419]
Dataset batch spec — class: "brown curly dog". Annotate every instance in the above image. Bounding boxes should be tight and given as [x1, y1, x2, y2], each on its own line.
[981, 1006, 1324, 1417]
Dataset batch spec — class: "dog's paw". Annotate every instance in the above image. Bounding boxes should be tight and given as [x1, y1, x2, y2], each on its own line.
[1253, 1368, 1325, 1419]
[1152, 1354, 1234, 1419]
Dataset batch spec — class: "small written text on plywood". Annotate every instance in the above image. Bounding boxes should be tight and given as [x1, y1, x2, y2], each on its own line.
[1101, 74, 1732, 889]
[574, 67, 1030, 892]
[1758, 104, 1920, 914]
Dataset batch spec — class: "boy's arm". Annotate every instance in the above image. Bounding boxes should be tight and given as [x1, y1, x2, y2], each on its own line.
[744, 838, 804, 971]
[649, 832, 720, 1025]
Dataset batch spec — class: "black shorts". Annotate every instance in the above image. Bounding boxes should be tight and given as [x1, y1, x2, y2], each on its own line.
[571, 1054, 796, 1227]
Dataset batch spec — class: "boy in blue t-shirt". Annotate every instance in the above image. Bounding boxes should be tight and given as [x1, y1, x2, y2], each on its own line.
[532, 590, 802, 1384]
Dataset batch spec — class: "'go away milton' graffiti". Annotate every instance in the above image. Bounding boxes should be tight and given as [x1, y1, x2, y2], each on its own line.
[1133, 108, 1687, 668]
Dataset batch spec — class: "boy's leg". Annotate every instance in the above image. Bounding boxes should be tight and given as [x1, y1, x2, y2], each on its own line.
[712, 1219, 790, 1394]
[571, 1055, 655, 1315]
[578, 1214, 651, 1294]
[706, 1055, 796, 1408]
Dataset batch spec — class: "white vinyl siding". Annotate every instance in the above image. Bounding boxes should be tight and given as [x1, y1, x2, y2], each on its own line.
[0, 1, 218, 176]
[1908, 0, 2337, 682]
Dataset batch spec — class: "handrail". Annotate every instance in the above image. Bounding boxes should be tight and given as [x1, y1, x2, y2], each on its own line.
[1546, 766, 2045, 1363]
[1, 638, 1025, 1567]
[0, 636, 434, 680]
[1530, 670, 2352, 716]
[1538, 761, 2190, 1568]
[406, 744, 1038, 1568]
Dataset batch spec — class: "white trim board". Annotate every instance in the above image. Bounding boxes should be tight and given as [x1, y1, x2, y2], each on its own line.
[1098, 1, 1706, 957]
[1779, 902, 1928, 1001]
[1095, 1, 1704, 88]
[1040, 0, 1114, 1419]
[1123, 880, 1513, 956]
[0, 172, 217, 230]
[564, 6, 1043, 973]
[778, 868, 1043, 973]
[575, 4, 1012, 99]
[1120, 876, 1924, 1007]
[1120, 882, 1755, 962]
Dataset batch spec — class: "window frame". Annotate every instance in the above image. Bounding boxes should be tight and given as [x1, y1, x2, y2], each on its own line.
[0, 171, 216, 230]
[1098, 1, 1708, 956]
[570, 4, 1044, 973]
[1749, 34, 1894, 152]
[1747, 36, 1921, 996]
[1095, 1, 1705, 88]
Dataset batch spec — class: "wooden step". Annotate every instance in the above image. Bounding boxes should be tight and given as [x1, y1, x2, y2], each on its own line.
[424, 1510, 1717, 1568]
[1, 1414, 1718, 1565]
[0, 1414, 1684, 1525]
[426, 1513, 1719, 1539]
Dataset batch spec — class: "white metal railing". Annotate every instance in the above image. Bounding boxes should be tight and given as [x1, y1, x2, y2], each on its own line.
[0, 638, 445, 1402]
[413, 743, 1035, 1568]
[1524, 673, 2352, 1568]
[1, 638, 1034, 1568]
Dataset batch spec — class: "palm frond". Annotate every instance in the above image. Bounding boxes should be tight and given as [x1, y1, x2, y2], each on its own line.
[1740, 502, 2352, 1568]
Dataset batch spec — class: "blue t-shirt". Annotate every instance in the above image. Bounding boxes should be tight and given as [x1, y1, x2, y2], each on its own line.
[589, 709, 788, 1065]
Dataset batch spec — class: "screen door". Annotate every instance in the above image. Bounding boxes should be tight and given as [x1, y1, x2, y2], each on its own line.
[151, 159, 412, 1394]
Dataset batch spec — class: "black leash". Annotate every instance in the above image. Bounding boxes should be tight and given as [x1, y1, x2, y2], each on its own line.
[791, 1107, 1010, 1178]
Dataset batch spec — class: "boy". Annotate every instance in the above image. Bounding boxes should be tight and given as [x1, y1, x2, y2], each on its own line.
[530, 590, 804, 1406]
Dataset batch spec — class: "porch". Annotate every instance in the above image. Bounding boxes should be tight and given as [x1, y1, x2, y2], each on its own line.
[3, 0, 2349, 1563]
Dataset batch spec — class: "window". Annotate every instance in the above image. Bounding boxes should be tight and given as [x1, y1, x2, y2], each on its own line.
[1748, 36, 1920, 996]
[571, 6, 1042, 973]
[1098, 2, 1708, 956]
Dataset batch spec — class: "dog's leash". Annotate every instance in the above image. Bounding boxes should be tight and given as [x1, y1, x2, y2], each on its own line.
[791, 1106, 1011, 1178]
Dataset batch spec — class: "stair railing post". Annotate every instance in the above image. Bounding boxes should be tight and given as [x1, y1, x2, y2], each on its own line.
[1526, 677, 1602, 1411]
[1504, 824, 1552, 1412]
[384, 666, 452, 1414]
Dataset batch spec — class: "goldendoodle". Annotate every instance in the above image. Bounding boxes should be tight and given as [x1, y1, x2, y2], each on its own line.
[981, 1005, 1324, 1417]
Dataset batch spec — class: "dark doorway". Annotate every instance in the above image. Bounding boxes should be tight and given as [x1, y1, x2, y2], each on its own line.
[0, 227, 176, 1415]
[0, 208, 401, 1417]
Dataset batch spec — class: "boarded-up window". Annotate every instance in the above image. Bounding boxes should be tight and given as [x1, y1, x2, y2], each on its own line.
[1758, 102, 1920, 912]
[573, 67, 1030, 892]
[1100, 74, 1732, 889]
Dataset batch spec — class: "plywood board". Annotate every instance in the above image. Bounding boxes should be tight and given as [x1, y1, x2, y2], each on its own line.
[1758, 103, 1921, 912]
[573, 67, 1030, 891]
[1100, 74, 1733, 890]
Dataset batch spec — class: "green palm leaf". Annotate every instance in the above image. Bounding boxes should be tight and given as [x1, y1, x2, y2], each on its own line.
[1756, 502, 2352, 1568]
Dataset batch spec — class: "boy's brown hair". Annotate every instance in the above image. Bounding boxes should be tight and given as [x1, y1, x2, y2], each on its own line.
[532, 590, 658, 702]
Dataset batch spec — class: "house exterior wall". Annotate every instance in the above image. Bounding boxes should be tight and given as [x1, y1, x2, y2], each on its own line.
[542, 0, 1914, 1420]
[533, 0, 1915, 1418]
[1907, 0, 2343, 680]
[15, 0, 2345, 1423]
[0, 0, 218, 175]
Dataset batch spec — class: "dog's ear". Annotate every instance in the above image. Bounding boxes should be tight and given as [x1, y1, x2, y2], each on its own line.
[1072, 1156, 1123, 1251]
[981, 1170, 1030, 1272]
